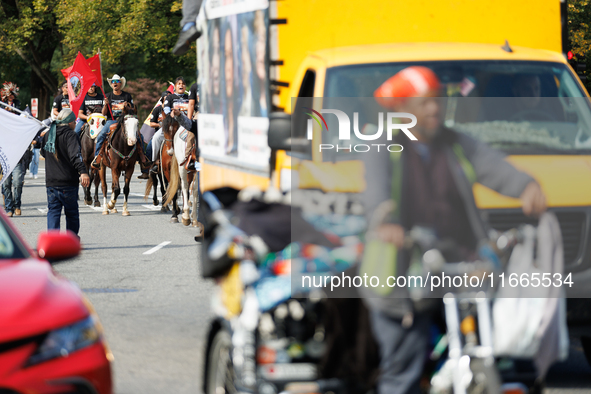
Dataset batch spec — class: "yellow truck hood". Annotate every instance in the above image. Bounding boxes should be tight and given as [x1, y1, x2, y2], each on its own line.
[474, 155, 591, 209]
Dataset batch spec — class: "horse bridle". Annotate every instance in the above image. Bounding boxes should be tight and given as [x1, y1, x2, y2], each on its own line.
[108, 115, 138, 164]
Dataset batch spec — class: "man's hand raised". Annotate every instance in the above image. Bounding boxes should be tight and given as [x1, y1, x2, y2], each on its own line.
[520, 181, 547, 217]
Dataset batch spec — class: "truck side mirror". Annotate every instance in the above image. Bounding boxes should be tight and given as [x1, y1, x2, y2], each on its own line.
[268, 112, 292, 151]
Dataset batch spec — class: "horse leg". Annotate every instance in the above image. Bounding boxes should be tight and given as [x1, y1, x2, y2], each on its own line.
[170, 192, 180, 223]
[158, 171, 166, 207]
[100, 165, 109, 215]
[151, 172, 159, 206]
[108, 168, 120, 213]
[191, 172, 202, 235]
[160, 169, 170, 213]
[180, 167, 191, 226]
[122, 167, 132, 216]
[93, 171, 101, 207]
[84, 172, 93, 205]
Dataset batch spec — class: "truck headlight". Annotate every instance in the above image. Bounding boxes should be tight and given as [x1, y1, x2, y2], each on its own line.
[27, 316, 100, 366]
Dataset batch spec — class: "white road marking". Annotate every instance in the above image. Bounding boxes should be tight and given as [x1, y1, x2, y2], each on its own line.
[143, 241, 171, 255]
[142, 204, 162, 211]
[37, 208, 48, 214]
[130, 193, 146, 197]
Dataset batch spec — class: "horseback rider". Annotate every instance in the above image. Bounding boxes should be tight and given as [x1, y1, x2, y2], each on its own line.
[137, 90, 172, 180]
[75, 83, 104, 135]
[150, 77, 190, 174]
[52, 82, 70, 119]
[91, 74, 151, 169]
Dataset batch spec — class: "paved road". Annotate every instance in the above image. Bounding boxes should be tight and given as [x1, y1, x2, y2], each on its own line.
[11, 161, 212, 394]
[7, 160, 591, 393]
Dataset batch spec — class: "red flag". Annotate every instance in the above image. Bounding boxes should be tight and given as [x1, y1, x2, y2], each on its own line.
[60, 52, 97, 117]
[61, 54, 102, 90]
[167, 83, 175, 93]
[87, 54, 103, 91]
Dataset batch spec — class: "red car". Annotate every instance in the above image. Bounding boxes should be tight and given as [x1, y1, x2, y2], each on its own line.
[0, 208, 113, 394]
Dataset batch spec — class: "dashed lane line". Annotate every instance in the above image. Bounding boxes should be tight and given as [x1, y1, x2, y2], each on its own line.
[143, 241, 171, 255]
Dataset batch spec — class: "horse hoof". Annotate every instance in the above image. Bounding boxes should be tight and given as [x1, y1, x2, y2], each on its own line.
[171, 218, 179, 223]
[85, 199, 93, 206]
[153, 200, 159, 206]
[122, 211, 131, 216]
[102, 210, 109, 215]
[161, 206, 168, 213]
[94, 201, 101, 207]
[195, 222, 205, 237]
[182, 218, 190, 226]
[109, 208, 118, 214]
[107, 201, 115, 210]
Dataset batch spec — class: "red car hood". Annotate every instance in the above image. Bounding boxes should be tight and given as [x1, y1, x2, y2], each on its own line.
[0, 259, 88, 343]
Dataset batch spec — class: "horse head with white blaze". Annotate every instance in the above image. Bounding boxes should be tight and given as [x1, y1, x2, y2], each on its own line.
[123, 115, 139, 146]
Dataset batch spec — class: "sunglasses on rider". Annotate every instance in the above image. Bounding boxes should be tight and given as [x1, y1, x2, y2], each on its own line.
[111, 80, 121, 84]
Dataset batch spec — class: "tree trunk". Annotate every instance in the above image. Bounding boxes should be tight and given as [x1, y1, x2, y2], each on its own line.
[31, 71, 51, 120]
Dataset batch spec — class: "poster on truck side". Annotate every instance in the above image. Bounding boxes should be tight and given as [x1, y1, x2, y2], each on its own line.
[197, 0, 271, 170]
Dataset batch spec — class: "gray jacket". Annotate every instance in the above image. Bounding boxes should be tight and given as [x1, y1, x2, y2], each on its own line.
[361, 128, 534, 318]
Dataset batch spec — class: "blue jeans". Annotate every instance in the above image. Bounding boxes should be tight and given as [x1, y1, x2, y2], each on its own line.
[47, 186, 80, 235]
[29, 149, 40, 176]
[146, 138, 153, 159]
[74, 119, 84, 135]
[95, 120, 117, 156]
[370, 310, 430, 394]
[2, 160, 25, 213]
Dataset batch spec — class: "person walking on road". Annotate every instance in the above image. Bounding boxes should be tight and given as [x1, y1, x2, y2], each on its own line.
[1, 82, 25, 217]
[38, 109, 90, 236]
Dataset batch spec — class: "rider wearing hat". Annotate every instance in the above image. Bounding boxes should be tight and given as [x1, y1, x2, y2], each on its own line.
[91, 74, 150, 169]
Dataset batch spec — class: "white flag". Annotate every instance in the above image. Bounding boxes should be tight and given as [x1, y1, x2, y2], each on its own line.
[0, 110, 40, 186]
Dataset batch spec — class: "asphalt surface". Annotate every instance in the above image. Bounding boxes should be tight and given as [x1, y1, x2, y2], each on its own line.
[6, 159, 591, 393]
[10, 160, 212, 394]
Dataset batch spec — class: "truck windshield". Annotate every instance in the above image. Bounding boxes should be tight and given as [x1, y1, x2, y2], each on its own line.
[323, 60, 591, 155]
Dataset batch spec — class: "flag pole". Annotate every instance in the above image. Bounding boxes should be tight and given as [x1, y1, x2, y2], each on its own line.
[97, 48, 114, 120]
[98, 48, 104, 92]
[0, 101, 49, 129]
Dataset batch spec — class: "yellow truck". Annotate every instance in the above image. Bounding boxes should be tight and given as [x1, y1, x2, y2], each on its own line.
[196, 0, 591, 360]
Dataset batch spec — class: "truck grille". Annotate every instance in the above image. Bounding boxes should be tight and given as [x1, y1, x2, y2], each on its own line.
[487, 211, 585, 265]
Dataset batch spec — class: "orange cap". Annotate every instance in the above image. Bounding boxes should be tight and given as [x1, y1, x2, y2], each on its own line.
[374, 66, 441, 108]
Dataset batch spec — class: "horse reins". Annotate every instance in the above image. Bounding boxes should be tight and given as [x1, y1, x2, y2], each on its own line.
[107, 117, 138, 165]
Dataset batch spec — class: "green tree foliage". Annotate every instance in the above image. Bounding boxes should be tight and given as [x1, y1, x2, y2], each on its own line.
[56, 0, 195, 84]
[0, 0, 62, 118]
[0, 0, 196, 118]
[569, 0, 591, 90]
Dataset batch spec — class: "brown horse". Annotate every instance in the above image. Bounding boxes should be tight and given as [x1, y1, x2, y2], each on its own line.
[145, 115, 181, 222]
[80, 114, 106, 207]
[98, 111, 140, 216]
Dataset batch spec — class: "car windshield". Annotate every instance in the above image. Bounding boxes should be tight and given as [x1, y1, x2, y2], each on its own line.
[0, 215, 28, 259]
[323, 60, 591, 155]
